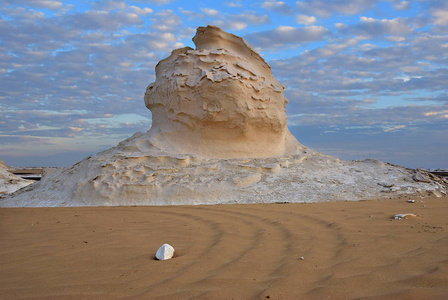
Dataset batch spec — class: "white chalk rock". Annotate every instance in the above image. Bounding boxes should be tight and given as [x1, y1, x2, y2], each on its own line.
[155, 243, 175, 260]
[394, 213, 417, 220]
[413, 171, 431, 183]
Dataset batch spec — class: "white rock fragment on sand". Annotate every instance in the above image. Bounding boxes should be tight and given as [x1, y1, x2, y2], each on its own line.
[407, 199, 415, 203]
[156, 244, 175, 260]
[394, 213, 417, 220]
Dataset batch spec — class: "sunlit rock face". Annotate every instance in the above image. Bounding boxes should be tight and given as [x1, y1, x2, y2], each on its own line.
[144, 25, 303, 158]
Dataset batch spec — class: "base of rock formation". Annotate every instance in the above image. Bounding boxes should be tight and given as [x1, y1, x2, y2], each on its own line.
[2, 131, 446, 207]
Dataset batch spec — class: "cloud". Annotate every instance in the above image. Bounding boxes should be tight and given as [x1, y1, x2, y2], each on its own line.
[216, 21, 248, 31]
[131, 0, 172, 4]
[224, 1, 242, 7]
[261, 1, 294, 15]
[357, 16, 412, 36]
[233, 12, 270, 25]
[383, 124, 406, 132]
[195, 10, 270, 31]
[392, 1, 410, 10]
[431, 9, 448, 25]
[296, 15, 317, 25]
[221, 12, 269, 30]
[296, 0, 377, 18]
[409, 93, 448, 104]
[0, 3, 181, 139]
[245, 26, 329, 50]
[267, 21, 448, 162]
[201, 8, 219, 16]
[62, 10, 143, 31]
[92, 1, 127, 11]
[130, 6, 153, 15]
[87, 1, 154, 15]
[335, 16, 414, 38]
[423, 109, 448, 118]
[150, 9, 182, 32]
[3, 0, 63, 10]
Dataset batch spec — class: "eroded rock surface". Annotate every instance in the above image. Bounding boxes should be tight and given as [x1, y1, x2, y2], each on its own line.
[144, 25, 302, 158]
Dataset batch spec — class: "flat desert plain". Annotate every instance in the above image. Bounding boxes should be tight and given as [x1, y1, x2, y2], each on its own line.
[1, 195, 447, 299]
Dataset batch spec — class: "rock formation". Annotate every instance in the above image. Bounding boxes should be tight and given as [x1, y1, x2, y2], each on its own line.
[144, 26, 302, 158]
[1, 26, 446, 207]
[0, 159, 34, 196]
[0, 159, 9, 169]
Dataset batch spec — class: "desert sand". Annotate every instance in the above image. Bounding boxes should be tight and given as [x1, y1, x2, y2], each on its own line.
[1, 195, 447, 299]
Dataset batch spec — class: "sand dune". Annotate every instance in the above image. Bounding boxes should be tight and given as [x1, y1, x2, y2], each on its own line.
[1, 195, 447, 299]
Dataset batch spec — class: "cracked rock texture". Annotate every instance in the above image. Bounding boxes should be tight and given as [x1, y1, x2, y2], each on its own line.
[144, 25, 302, 158]
[2, 26, 446, 207]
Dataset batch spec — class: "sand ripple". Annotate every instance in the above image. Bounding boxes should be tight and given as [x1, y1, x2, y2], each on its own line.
[1, 196, 447, 299]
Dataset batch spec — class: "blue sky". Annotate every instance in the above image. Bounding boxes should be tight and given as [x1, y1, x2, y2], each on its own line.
[1, 0, 447, 169]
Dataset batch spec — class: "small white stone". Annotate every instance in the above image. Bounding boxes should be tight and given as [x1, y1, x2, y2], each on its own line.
[407, 199, 415, 203]
[155, 243, 175, 260]
[394, 213, 417, 220]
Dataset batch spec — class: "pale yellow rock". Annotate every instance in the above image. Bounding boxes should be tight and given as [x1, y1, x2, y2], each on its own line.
[144, 25, 303, 158]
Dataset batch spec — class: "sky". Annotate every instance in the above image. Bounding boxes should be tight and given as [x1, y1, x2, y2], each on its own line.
[0, 0, 447, 169]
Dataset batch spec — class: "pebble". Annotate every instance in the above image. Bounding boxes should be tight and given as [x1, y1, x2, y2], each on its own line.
[155, 243, 175, 260]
